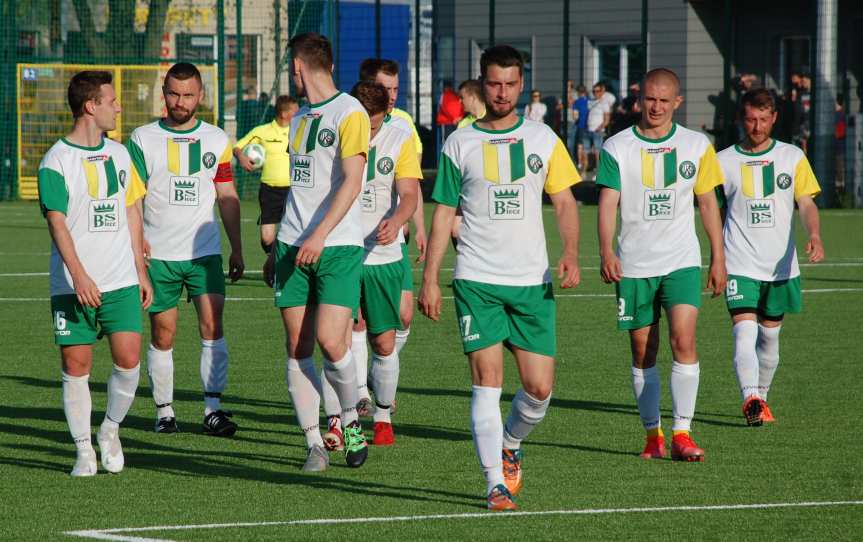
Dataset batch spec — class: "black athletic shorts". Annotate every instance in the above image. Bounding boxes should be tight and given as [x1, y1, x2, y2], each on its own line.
[258, 183, 290, 225]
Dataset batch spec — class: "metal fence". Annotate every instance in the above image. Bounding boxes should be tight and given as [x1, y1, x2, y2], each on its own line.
[0, 0, 860, 206]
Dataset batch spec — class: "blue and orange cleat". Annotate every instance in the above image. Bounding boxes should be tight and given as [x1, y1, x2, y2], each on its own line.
[502, 448, 523, 495]
[487, 484, 518, 511]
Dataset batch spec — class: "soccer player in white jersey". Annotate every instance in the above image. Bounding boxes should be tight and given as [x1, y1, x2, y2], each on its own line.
[596, 68, 726, 462]
[38, 71, 152, 476]
[342, 59, 426, 411]
[420, 45, 582, 511]
[128, 62, 245, 437]
[262, 33, 371, 471]
[716, 88, 824, 426]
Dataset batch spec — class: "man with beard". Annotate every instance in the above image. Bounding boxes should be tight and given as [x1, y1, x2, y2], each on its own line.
[716, 88, 823, 426]
[128, 62, 245, 437]
[262, 33, 371, 471]
[419, 45, 582, 510]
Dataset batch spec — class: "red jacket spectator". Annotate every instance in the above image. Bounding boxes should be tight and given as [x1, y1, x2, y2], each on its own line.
[436, 86, 464, 125]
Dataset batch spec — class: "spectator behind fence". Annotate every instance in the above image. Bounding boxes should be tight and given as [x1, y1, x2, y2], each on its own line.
[436, 80, 464, 142]
[573, 84, 589, 169]
[583, 82, 611, 173]
[524, 89, 547, 122]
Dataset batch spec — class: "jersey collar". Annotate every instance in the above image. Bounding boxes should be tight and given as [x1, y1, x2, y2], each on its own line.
[632, 122, 677, 143]
[158, 119, 202, 134]
[61, 137, 105, 151]
[309, 92, 342, 109]
[471, 116, 524, 135]
[734, 139, 776, 156]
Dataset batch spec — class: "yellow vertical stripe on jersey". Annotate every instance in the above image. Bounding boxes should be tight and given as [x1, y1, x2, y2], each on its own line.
[741, 164, 755, 197]
[793, 156, 822, 199]
[641, 149, 654, 188]
[482, 142, 500, 184]
[292, 117, 308, 153]
[167, 139, 181, 175]
[83, 159, 100, 198]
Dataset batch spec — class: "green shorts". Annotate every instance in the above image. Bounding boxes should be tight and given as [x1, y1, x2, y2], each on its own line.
[725, 274, 802, 318]
[148, 255, 225, 313]
[274, 242, 362, 310]
[50, 285, 142, 345]
[615, 266, 702, 330]
[360, 261, 405, 334]
[401, 243, 413, 292]
[452, 279, 556, 357]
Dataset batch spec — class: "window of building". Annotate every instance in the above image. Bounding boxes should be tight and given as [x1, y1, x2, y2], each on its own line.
[594, 42, 644, 101]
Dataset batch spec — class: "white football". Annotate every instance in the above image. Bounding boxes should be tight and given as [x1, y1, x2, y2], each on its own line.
[242, 143, 266, 170]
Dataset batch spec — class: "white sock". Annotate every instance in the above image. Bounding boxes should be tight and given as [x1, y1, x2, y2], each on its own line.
[395, 327, 410, 355]
[201, 338, 229, 415]
[351, 330, 370, 400]
[104, 364, 140, 430]
[733, 320, 760, 401]
[62, 372, 93, 451]
[631, 366, 661, 430]
[146, 344, 175, 419]
[471, 385, 504, 495]
[502, 389, 550, 450]
[670, 361, 700, 432]
[286, 357, 324, 448]
[323, 351, 359, 426]
[371, 350, 399, 423]
[756, 324, 781, 401]
[320, 368, 342, 418]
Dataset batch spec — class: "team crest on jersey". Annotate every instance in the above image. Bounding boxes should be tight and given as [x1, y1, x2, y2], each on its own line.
[170, 177, 200, 206]
[488, 184, 524, 220]
[317, 129, 336, 147]
[361, 185, 376, 212]
[747, 199, 774, 228]
[777, 173, 792, 190]
[679, 160, 696, 180]
[118, 169, 126, 188]
[202, 152, 217, 169]
[527, 153, 543, 174]
[643, 189, 675, 220]
[292, 154, 314, 188]
[377, 157, 394, 175]
[89, 198, 119, 232]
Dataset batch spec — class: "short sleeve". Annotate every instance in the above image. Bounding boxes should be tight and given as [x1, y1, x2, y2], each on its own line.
[694, 144, 724, 195]
[793, 155, 821, 200]
[38, 166, 68, 216]
[125, 171, 147, 206]
[544, 138, 581, 194]
[218, 140, 233, 165]
[431, 151, 461, 207]
[126, 132, 149, 186]
[235, 125, 261, 149]
[410, 123, 423, 154]
[339, 110, 370, 159]
[595, 148, 621, 191]
[394, 137, 423, 181]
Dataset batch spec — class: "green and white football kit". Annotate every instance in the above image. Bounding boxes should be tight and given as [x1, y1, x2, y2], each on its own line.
[38, 137, 146, 345]
[596, 124, 724, 330]
[433, 117, 580, 356]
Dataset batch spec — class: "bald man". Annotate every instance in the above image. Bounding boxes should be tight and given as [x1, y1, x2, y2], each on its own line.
[596, 68, 726, 462]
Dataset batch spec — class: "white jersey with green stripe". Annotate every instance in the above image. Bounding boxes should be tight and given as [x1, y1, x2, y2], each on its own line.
[596, 123, 724, 278]
[717, 140, 821, 281]
[362, 117, 422, 265]
[37, 138, 144, 296]
[432, 117, 580, 286]
[128, 119, 233, 261]
[278, 92, 371, 248]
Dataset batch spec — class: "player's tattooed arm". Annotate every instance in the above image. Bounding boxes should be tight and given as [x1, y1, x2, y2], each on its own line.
[797, 195, 825, 263]
[549, 188, 581, 289]
[215, 181, 245, 282]
[297, 153, 366, 266]
[46, 211, 101, 308]
[379, 177, 419, 246]
[127, 201, 153, 309]
[696, 189, 727, 297]
[597, 188, 623, 283]
[419, 204, 457, 321]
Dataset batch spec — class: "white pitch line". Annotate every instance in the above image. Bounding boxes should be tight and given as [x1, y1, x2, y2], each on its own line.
[63, 500, 863, 541]
[2, 288, 862, 303]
